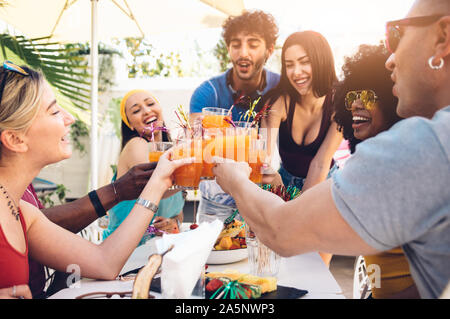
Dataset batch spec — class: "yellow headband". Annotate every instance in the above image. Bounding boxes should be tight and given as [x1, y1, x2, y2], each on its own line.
[120, 89, 160, 129]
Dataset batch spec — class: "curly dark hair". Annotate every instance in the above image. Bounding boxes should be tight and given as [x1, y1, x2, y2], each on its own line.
[222, 10, 279, 49]
[333, 43, 403, 153]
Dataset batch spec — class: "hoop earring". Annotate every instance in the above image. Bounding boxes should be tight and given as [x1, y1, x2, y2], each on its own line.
[428, 56, 444, 70]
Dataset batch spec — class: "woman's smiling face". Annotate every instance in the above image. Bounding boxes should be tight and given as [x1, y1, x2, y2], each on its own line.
[350, 98, 391, 141]
[26, 81, 75, 165]
[284, 44, 313, 96]
[125, 91, 163, 133]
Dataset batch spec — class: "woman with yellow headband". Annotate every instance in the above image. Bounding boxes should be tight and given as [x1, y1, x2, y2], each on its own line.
[103, 90, 185, 244]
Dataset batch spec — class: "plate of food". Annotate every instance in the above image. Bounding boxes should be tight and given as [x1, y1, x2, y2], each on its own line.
[207, 219, 248, 265]
[205, 270, 308, 299]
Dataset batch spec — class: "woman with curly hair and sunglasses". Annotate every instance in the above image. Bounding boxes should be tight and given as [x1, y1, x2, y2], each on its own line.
[333, 43, 419, 299]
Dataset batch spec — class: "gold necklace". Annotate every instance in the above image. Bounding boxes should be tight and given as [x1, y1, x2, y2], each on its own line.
[0, 184, 20, 221]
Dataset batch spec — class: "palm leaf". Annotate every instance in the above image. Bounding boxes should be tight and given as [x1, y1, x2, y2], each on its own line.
[0, 33, 91, 124]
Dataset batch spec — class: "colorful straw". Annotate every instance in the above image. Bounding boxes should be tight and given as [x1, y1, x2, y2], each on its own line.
[140, 121, 168, 141]
[174, 104, 191, 130]
[251, 101, 272, 128]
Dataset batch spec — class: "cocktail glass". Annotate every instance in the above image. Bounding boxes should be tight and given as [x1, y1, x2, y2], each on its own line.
[245, 222, 281, 277]
[202, 107, 232, 129]
[248, 138, 267, 184]
[172, 138, 203, 190]
[148, 141, 172, 162]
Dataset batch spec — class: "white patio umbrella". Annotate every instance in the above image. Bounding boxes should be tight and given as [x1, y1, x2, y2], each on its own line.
[0, 0, 244, 189]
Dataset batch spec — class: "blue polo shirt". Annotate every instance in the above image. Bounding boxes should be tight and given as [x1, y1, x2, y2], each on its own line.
[190, 68, 280, 121]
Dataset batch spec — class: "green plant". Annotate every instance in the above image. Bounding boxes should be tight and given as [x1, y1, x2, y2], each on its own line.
[64, 42, 121, 92]
[70, 119, 90, 155]
[120, 37, 183, 78]
[106, 97, 122, 139]
[213, 39, 230, 72]
[0, 33, 91, 116]
[38, 184, 70, 208]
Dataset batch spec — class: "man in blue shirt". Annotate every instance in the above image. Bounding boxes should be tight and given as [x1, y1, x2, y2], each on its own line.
[189, 10, 280, 222]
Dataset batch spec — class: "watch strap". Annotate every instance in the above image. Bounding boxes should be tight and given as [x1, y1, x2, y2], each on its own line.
[88, 190, 106, 217]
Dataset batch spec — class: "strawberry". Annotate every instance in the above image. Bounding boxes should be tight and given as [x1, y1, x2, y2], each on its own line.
[206, 279, 223, 292]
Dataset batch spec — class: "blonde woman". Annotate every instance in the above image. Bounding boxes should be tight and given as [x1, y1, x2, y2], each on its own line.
[0, 62, 189, 298]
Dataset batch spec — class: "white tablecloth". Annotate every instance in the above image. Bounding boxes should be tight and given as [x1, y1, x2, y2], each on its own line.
[49, 226, 344, 299]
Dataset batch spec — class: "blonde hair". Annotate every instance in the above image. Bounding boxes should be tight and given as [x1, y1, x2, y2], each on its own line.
[0, 65, 45, 133]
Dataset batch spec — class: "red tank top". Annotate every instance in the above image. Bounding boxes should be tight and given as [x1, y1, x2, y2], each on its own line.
[22, 184, 46, 298]
[0, 209, 29, 288]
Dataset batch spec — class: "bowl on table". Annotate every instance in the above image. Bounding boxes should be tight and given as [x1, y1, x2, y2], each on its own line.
[207, 248, 248, 265]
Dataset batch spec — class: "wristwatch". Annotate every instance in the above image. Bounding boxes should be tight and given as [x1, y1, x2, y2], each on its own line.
[136, 197, 158, 213]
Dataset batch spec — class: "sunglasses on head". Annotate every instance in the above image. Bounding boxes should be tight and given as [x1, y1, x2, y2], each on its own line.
[345, 90, 378, 111]
[385, 14, 445, 53]
[0, 60, 30, 106]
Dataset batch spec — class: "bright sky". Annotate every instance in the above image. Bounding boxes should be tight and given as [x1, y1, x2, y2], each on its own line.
[0, 0, 416, 78]
[244, 0, 416, 76]
[146, 0, 416, 77]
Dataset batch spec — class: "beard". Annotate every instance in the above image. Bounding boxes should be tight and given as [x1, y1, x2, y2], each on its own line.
[232, 53, 268, 82]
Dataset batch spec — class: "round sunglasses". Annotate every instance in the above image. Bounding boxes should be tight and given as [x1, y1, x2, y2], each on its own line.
[385, 15, 445, 53]
[345, 90, 378, 111]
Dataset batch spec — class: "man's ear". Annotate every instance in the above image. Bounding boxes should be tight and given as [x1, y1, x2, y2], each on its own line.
[0, 130, 28, 153]
[434, 16, 450, 61]
[265, 44, 275, 63]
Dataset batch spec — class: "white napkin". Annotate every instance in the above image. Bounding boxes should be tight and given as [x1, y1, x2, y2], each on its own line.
[155, 219, 223, 298]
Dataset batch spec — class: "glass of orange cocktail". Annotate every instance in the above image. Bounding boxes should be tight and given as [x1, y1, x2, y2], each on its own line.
[234, 121, 260, 162]
[202, 123, 256, 178]
[148, 141, 173, 162]
[202, 107, 232, 129]
[201, 129, 218, 179]
[172, 138, 203, 189]
[248, 138, 267, 184]
[202, 128, 242, 177]
[200, 106, 232, 179]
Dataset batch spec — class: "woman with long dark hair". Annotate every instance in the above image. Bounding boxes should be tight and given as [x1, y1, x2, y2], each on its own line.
[261, 31, 342, 192]
[260, 31, 343, 266]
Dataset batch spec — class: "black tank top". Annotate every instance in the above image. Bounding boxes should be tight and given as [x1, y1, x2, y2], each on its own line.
[278, 93, 334, 178]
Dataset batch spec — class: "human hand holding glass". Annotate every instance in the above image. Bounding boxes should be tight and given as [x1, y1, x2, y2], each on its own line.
[171, 138, 203, 190]
[211, 156, 251, 195]
[147, 148, 195, 192]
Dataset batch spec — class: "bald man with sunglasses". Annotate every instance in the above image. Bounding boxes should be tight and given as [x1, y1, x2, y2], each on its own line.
[212, 0, 450, 299]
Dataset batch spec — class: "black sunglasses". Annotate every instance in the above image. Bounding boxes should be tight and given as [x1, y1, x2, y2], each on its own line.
[385, 15, 445, 53]
[0, 61, 30, 106]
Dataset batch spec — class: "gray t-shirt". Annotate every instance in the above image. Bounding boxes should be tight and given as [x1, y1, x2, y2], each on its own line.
[331, 106, 450, 299]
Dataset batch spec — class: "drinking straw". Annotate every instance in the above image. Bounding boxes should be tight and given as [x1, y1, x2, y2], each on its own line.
[251, 102, 272, 128]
